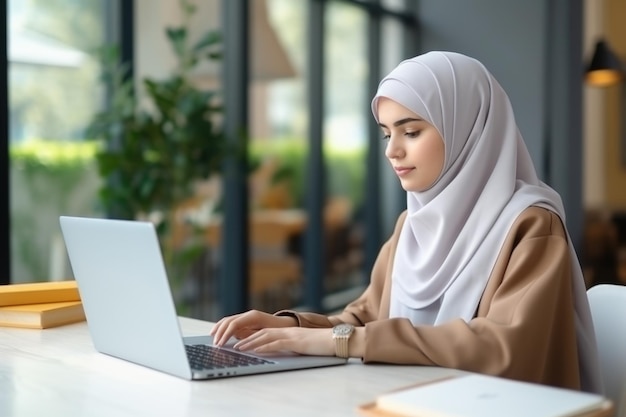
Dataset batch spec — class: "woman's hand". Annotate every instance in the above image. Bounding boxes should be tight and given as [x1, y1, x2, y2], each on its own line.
[234, 327, 335, 357]
[209, 310, 298, 347]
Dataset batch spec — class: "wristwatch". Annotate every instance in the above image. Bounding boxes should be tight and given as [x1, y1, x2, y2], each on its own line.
[332, 323, 355, 358]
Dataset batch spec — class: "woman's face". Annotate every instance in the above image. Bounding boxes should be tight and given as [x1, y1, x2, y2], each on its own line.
[377, 97, 445, 192]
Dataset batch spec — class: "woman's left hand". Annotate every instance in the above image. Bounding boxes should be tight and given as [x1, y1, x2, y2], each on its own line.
[233, 327, 335, 356]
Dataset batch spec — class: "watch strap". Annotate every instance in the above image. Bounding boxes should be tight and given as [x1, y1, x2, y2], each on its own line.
[336, 336, 349, 358]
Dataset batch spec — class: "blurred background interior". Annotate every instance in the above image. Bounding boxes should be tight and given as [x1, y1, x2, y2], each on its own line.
[3, 0, 626, 321]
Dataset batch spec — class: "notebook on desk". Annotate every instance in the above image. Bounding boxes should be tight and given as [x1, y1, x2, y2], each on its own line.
[59, 215, 347, 380]
[359, 373, 611, 417]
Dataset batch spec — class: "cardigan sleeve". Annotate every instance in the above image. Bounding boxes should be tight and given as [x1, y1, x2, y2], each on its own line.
[363, 209, 583, 389]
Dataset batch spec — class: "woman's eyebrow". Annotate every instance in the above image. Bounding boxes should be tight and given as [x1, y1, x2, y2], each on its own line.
[379, 117, 423, 129]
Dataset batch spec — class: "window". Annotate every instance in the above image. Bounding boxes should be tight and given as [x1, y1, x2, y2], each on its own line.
[216, 0, 419, 316]
[8, 0, 117, 283]
[2, 0, 418, 318]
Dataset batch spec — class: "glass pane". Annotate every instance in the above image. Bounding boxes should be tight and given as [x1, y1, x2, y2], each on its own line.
[9, 0, 113, 283]
[246, 0, 308, 313]
[247, 0, 370, 314]
[323, 1, 368, 309]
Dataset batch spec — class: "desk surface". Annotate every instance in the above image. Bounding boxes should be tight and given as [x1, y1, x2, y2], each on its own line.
[0, 317, 463, 417]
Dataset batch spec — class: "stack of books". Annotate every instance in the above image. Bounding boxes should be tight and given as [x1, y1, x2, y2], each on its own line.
[0, 280, 85, 329]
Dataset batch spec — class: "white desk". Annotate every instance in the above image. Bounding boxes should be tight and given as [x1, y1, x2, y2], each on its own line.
[0, 317, 463, 417]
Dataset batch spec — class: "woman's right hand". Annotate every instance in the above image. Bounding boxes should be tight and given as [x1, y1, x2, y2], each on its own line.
[209, 310, 298, 347]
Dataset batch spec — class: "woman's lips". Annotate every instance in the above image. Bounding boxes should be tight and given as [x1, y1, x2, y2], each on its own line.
[394, 166, 414, 177]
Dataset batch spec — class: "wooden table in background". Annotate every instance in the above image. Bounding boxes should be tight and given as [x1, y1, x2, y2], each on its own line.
[172, 209, 306, 295]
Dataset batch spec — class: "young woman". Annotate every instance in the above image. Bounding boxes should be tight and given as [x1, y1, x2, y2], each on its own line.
[210, 51, 602, 393]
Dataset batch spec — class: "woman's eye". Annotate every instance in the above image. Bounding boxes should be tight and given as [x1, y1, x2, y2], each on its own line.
[381, 134, 390, 141]
[405, 131, 420, 138]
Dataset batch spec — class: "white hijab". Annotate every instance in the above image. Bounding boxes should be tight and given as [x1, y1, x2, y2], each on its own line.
[372, 51, 601, 393]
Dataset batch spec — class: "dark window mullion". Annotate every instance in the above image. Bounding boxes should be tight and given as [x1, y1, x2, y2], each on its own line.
[363, 0, 382, 283]
[119, 1, 134, 88]
[303, 0, 326, 312]
[221, 0, 250, 316]
[2, 0, 10, 284]
[335, 0, 417, 25]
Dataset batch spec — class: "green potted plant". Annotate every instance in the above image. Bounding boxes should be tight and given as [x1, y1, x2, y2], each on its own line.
[86, 0, 224, 303]
[88, 1, 223, 224]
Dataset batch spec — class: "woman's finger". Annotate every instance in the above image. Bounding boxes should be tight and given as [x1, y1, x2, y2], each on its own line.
[213, 310, 266, 346]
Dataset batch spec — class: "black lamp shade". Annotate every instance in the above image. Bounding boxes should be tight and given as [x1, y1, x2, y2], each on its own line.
[586, 40, 624, 87]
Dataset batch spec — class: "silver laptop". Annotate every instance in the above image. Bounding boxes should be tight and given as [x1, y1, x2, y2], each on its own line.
[59, 215, 347, 380]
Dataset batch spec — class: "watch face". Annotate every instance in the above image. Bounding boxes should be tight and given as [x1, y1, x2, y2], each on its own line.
[333, 323, 353, 336]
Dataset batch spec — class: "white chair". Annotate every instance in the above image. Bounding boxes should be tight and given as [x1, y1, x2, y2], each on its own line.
[587, 284, 626, 417]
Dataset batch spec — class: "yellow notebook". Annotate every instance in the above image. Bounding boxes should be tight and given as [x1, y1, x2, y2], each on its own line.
[0, 280, 80, 307]
[0, 301, 86, 329]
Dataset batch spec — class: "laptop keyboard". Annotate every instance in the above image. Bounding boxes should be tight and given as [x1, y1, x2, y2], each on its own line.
[185, 344, 274, 370]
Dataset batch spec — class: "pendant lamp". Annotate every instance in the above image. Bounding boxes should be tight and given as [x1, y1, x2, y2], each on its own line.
[586, 40, 624, 87]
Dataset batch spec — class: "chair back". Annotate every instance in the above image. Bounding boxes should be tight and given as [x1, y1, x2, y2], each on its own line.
[587, 284, 626, 416]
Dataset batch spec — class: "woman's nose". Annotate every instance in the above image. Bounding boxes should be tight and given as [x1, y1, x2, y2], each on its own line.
[385, 136, 403, 159]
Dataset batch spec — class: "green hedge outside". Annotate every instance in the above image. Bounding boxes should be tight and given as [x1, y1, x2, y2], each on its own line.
[10, 139, 366, 214]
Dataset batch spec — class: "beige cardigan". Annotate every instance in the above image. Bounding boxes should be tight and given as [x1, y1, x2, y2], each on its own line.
[279, 207, 587, 390]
